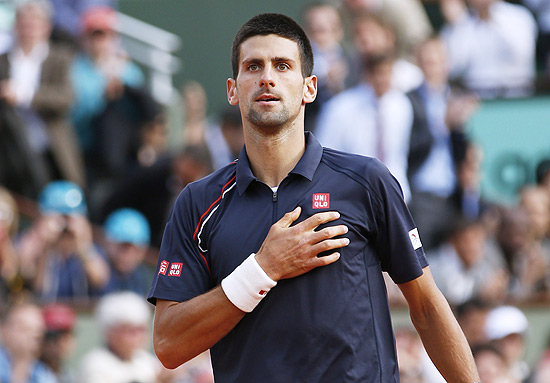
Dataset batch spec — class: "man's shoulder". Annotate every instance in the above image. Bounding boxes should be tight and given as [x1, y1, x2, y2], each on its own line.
[321, 147, 392, 184]
[177, 162, 238, 209]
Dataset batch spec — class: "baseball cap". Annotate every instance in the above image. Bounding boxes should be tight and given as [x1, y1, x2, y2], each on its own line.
[38, 181, 87, 215]
[42, 303, 77, 332]
[104, 208, 150, 246]
[484, 305, 528, 340]
[81, 6, 117, 34]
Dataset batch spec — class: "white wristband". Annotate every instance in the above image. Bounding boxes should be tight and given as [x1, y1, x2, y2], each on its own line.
[221, 253, 277, 312]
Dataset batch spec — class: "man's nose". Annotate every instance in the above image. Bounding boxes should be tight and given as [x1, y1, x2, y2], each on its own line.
[259, 67, 275, 87]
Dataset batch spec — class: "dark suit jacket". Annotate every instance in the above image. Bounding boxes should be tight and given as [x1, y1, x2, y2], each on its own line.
[0, 43, 85, 190]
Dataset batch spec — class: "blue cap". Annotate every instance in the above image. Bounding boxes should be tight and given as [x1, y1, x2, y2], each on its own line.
[104, 208, 150, 246]
[39, 181, 87, 215]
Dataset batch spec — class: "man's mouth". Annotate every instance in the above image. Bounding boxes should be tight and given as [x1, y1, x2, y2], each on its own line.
[256, 94, 280, 103]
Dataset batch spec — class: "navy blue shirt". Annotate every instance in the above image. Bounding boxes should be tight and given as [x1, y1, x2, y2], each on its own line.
[148, 133, 428, 383]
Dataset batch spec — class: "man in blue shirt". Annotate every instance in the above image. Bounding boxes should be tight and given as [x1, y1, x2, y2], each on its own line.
[148, 13, 480, 383]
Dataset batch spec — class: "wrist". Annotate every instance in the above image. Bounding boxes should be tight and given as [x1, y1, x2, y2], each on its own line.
[221, 253, 277, 312]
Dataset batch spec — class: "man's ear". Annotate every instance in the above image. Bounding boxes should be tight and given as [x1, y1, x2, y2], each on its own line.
[227, 78, 239, 105]
[303, 75, 317, 104]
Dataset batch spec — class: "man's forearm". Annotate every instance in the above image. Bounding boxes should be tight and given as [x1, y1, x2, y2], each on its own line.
[411, 290, 480, 382]
[153, 287, 246, 369]
[399, 267, 480, 383]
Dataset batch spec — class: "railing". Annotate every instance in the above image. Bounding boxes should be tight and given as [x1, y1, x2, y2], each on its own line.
[114, 11, 182, 105]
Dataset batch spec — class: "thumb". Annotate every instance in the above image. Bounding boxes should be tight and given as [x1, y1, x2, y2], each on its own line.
[278, 206, 301, 228]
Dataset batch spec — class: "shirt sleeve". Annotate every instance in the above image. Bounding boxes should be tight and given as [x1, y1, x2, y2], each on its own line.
[369, 160, 428, 284]
[147, 187, 213, 305]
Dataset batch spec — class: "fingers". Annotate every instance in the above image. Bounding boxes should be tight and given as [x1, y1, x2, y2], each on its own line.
[277, 206, 302, 228]
[298, 211, 341, 231]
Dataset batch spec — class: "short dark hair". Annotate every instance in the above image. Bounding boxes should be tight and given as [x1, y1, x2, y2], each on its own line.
[231, 13, 314, 79]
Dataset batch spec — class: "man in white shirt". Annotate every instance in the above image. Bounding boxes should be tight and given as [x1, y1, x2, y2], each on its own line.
[316, 52, 413, 202]
[440, 0, 538, 99]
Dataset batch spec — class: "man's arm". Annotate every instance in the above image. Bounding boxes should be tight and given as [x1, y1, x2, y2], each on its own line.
[398, 266, 480, 383]
[153, 207, 349, 369]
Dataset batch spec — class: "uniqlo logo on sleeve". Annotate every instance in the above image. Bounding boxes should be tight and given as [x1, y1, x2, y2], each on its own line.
[169, 263, 183, 277]
[158, 260, 169, 275]
[312, 193, 330, 209]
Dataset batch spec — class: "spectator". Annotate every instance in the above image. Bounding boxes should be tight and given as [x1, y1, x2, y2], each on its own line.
[521, 0, 550, 72]
[40, 303, 78, 383]
[316, 52, 413, 202]
[0, 300, 57, 383]
[406, 36, 478, 250]
[484, 305, 531, 382]
[99, 208, 152, 296]
[49, 0, 115, 49]
[455, 298, 491, 347]
[472, 343, 518, 383]
[0, 187, 22, 309]
[17, 181, 109, 303]
[101, 145, 213, 248]
[178, 81, 210, 149]
[349, 12, 423, 92]
[0, 0, 85, 198]
[78, 291, 170, 383]
[429, 216, 508, 306]
[339, 0, 433, 58]
[205, 106, 243, 170]
[440, 0, 538, 99]
[301, 2, 352, 131]
[485, 205, 550, 300]
[534, 335, 550, 383]
[70, 5, 145, 188]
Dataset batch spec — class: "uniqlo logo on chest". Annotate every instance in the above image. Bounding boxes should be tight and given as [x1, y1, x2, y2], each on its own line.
[169, 263, 183, 277]
[312, 193, 330, 209]
[158, 260, 169, 275]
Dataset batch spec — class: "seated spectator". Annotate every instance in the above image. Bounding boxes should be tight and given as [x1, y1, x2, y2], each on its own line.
[205, 106, 244, 170]
[78, 291, 172, 383]
[455, 299, 491, 347]
[101, 145, 214, 248]
[339, 0, 433, 59]
[349, 12, 423, 92]
[406, 36, 478, 250]
[178, 81, 210, 149]
[429, 216, 508, 306]
[301, 2, 352, 131]
[17, 181, 109, 303]
[484, 305, 531, 382]
[316, 52, 413, 201]
[99, 208, 152, 296]
[472, 343, 518, 383]
[485, 205, 549, 300]
[70, 6, 145, 187]
[440, 0, 538, 99]
[40, 303, 78, 383]
[0, 187, 22, 309]
[0, 0, 85, 198]
[0, 300, 57, 383]
[49, 0, 116, 49]
[534, 335, 550, 383]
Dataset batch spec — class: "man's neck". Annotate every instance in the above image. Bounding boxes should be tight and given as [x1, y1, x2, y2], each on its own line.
[244, 124, 306, 188]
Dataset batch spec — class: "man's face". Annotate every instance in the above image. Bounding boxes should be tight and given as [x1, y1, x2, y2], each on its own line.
[227, 34, 316, 134]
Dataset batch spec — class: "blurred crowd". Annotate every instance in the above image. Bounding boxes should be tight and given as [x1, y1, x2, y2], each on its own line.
[0, 0, 549, 382]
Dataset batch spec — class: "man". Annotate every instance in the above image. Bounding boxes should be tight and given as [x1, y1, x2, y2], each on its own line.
[0, 0, 85, 197]
[148, 13, 480, 382]
[0, 301, 57, 383]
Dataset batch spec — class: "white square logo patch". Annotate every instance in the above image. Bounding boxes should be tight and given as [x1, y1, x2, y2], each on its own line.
[408, 228, 422, 250]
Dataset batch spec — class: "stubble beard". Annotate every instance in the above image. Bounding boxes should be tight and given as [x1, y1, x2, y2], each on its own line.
[247, 106, 291, 134]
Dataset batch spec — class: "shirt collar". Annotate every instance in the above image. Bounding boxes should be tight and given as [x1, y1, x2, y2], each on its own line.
[236, 131, 323, 195]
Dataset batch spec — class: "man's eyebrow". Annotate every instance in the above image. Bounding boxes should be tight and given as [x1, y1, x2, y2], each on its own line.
[272, 56, 296, 64]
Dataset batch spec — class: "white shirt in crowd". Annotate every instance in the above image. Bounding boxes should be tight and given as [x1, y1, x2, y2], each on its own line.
[440, 0, 537, 99]
[315, 83, 413, 202]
